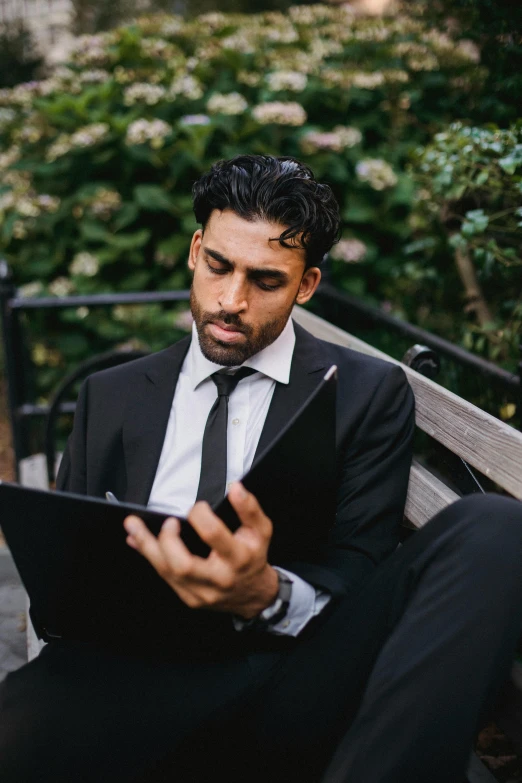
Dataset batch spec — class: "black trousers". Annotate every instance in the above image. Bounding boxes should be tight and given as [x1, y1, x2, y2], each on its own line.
[2, 494, 522, 783]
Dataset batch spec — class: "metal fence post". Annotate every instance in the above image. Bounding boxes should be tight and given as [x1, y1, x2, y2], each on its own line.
[0, 260, 25, 477]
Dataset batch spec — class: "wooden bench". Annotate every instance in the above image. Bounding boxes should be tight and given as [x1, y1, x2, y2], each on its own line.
[19, 306, 522, 781]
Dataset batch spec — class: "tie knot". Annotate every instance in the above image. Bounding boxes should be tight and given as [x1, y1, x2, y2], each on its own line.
[211, 367, 256, 397]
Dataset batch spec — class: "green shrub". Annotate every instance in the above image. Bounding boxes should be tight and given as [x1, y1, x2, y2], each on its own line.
[0, 3, 500, 401]
[406, 123, 521, 380]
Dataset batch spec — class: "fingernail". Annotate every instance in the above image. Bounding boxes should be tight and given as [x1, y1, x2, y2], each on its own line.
[124, 516, 139, 535]
[233, 482, 247, 498]
[162, 517, 180, 533]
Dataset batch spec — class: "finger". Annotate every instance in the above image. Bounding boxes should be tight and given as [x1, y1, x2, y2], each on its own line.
[227, 483, 272, 538]
[123, 515, 166, 571]
[158, 517, 200, 576]
[159, 516, 231, 584]
[187, 501, 241, 560]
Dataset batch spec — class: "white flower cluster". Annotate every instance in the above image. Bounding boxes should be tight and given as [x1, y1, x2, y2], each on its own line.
[141, 38, 177, 60]
[207, 92, 248, 116]
[455, 40, 481, 64]
[330, 238, 368, 264]
[352, 26, 391, 43]
[383, 70, 410, 84]
[47, 135, 71, 162]
[408, 53, 439, 72]
[300, 125, 362, 154]
[252, 101, 307, 126]
[263, 25, 298, 44]
[221, 34, 256, 54]
[356, 159, 398, 190]
[180, 114, 211, 126]
[289, 5, 336, 25]
[88, 188, 122, 220]
[18, 281, 43, 298]
[197, 12, 229, 31]
[0, 145, 20, 171]
[72, 123, 110, 148]
[351, 72, 385, 90]
[309, 38, 343, 59]
[237, 71, 262, 88]
[160, 17, 183, 36]
[14, 125, 43, 144]
[124, 83, 166, 106]
[71, 34, 114, 67]
[48, 277, 75, 297]
[0, 108, 16, 129]
[14, 193, 60, 217]
[267, 71, 308, 92]
[125, 118, 172, 148]
[169, 75, 204, 101]
[394, 42, 439, 72]
[80, 69, 111, 84]
[69, 252, 99, 278]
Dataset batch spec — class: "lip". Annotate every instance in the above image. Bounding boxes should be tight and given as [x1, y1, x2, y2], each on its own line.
[207, 321, 245, 343]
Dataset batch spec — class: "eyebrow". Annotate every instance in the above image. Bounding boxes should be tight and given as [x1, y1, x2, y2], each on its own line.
[204, 248, 290, 283]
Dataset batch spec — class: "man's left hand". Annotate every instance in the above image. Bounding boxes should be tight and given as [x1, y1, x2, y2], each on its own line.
[123, 482, 279, 619]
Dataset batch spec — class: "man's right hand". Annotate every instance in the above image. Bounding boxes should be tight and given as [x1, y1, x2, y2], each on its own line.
[123, 482, 279, 619]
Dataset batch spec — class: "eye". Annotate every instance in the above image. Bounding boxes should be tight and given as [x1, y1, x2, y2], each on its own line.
[255, 280, 281, 292]
[206, 260, 228, 275]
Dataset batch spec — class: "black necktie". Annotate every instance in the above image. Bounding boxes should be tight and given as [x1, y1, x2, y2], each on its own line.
[196, 367, 256, 507]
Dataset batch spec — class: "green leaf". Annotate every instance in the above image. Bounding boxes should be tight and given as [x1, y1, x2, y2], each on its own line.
[133, 185, 175, 212]
[498, 156, 519, 175]
[464, 209, 489, 233]
[80, 222, 110, 242]
[112, 203, 139, 232]
[107, 228, 151, 250]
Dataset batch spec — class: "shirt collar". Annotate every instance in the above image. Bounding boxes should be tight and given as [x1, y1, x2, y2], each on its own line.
[188, 318, 296, 391]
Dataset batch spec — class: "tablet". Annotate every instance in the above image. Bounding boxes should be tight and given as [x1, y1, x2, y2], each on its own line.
[0, 365, 337, 648]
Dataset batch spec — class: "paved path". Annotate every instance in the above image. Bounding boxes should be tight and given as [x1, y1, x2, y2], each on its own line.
[0, 547, 27, 682]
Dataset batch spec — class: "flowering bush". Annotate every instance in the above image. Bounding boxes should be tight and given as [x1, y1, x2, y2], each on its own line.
[0, 3, 490, 397]
[406, 124, 521, 389]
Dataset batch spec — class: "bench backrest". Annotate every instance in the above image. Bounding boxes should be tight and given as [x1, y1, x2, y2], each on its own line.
[293, 307, 522, 528]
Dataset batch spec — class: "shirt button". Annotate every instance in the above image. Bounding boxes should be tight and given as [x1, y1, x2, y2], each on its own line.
[282, 620, 290, 629]
[232, 418, 240, 425]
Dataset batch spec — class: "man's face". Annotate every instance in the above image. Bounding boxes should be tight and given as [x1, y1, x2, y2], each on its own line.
[188, 210, 321, 366]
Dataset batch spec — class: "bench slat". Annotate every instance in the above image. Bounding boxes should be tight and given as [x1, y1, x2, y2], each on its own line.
[405, 461, 460, 529]
[293, 307, 522, 500]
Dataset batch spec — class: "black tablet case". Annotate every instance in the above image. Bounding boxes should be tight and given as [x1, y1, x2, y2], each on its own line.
[0, 367, 337, 648]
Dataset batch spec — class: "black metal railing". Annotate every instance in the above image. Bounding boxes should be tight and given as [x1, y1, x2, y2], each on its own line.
[0, 260, 190, 476]
[315, 282, 522, 395]
[1, 258, 521, 480]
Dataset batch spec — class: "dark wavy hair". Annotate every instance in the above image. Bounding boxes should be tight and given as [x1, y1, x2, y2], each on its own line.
[192, 155, 340, 269]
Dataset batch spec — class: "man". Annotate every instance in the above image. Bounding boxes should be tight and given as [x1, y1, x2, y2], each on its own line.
[1, 155, 522, 783]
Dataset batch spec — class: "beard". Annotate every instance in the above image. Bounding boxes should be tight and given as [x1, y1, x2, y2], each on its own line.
[190, 286, 292, 366]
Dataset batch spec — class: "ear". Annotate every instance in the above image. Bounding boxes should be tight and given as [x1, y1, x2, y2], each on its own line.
[295, 267, 321, 305]
[188, 229, 203, 272]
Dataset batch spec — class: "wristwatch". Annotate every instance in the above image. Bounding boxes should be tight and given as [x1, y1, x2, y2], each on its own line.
[237, 568, 293, 632]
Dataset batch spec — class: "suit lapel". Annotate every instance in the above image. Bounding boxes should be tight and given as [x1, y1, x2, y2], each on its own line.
[253, 321, 328, 462]
[122, 336, 191, 505]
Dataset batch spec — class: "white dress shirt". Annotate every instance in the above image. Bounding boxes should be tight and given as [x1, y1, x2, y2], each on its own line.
[148, 319, 330, 636]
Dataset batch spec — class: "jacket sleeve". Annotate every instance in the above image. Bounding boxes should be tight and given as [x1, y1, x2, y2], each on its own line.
[284, 363, 415, 601]
[55, 379, 90, 494]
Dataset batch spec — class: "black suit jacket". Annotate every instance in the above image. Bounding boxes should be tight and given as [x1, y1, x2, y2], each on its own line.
[57, 321, 415, 651]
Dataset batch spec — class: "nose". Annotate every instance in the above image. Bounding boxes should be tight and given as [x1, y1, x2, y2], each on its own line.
[218, 274, 248, 315]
